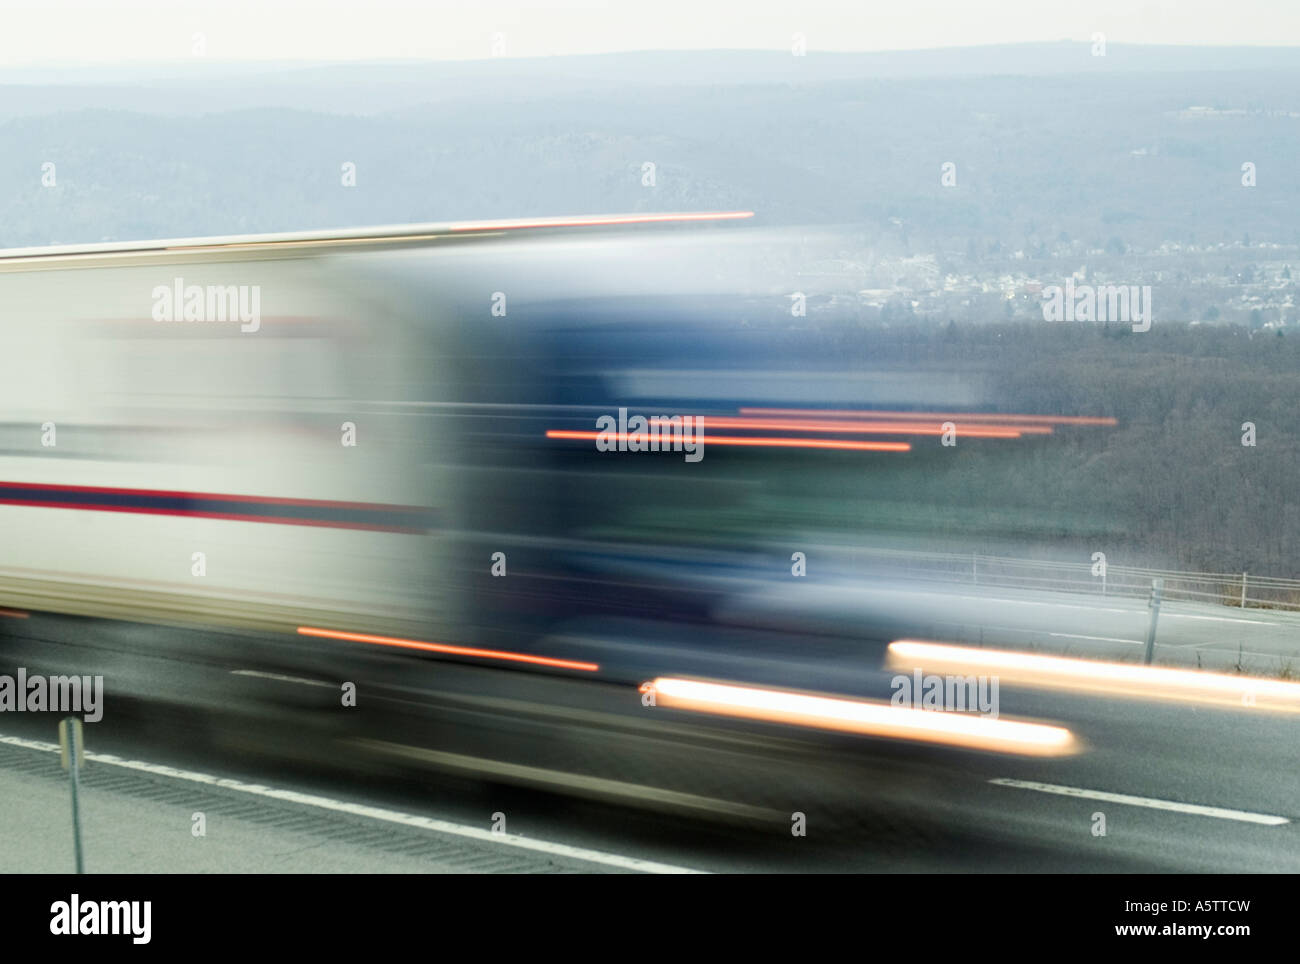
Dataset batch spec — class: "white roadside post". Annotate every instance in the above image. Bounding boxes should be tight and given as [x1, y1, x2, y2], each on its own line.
[59, 717, 86, 874]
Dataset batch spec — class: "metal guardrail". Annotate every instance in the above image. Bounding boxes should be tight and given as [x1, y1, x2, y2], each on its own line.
[847, 547, 1300, 612]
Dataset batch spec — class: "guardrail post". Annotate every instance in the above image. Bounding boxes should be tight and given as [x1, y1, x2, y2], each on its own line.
[59, 717, 86, 874]
[1143, 578, 1163, 665]
[972, 553, 977, 585]
[1240, 572, 1248, 609]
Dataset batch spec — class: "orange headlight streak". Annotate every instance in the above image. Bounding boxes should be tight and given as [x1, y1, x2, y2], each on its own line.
[297, 626, 599, 672]
[741, 408, 1117, 427]
[0, 607, 28, 619]
[887, 640, 1300, 713]
[544, 431, 910, 452]
[645, 677, 1077, 756]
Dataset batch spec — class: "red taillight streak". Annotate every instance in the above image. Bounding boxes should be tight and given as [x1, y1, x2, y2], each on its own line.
[296, 626, 599, 672]
[739, 408, 1116, 426]
[696, 417, 1039, 437]
[545, 431, 910, 452]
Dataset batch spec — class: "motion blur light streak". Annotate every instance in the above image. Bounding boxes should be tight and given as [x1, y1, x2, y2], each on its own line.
[887, 641, 1300, 713]
[740, 408, 1118, 426]
[296, 627, 600, 672]
[696, 416, 1043, 437]
[545, 431, 912, 452]
[0, 213, 760, 270]
[447, 211, 756, 231]
[0, 608, 28, 619]
[647, 677, 1077, 755]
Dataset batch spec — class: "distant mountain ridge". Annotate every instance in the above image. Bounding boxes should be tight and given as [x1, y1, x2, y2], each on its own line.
[1, 44, 1297, 249]
[2, 43, 1299, 117]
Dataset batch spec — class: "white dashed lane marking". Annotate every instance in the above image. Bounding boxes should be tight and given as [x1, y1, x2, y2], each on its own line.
[991, 777, 1289, 826]
[1048, 632, 1142, 644]
[231, 669, 336, 688]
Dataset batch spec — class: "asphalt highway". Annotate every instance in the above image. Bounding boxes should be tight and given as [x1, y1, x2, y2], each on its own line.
[1, 601, 1296, 873]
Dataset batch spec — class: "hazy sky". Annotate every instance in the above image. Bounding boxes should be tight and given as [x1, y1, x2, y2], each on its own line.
[1, 0, 1297, 66]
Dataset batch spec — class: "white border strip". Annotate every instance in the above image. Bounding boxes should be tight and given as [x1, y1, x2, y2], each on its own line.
[0, 732, 706, 874]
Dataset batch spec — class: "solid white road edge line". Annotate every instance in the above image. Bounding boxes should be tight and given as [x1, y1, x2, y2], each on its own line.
[0, 732, 707, 873]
